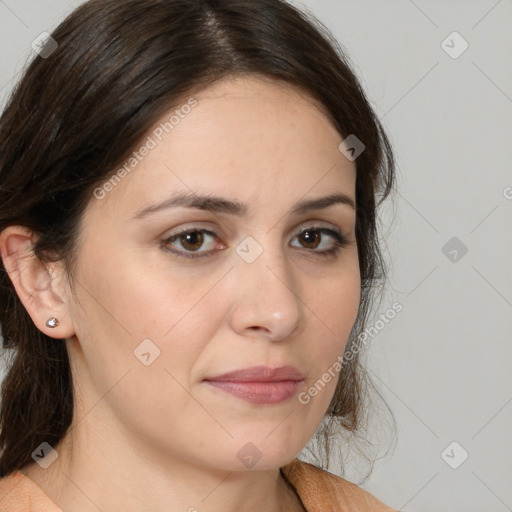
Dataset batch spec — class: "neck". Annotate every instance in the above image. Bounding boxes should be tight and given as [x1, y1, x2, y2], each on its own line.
[20, 422, 305, 512]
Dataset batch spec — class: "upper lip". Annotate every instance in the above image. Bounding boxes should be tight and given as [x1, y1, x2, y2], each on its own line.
[204, 365, 304, 382]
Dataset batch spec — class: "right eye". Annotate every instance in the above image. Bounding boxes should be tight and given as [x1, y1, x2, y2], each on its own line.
[162, 228, 225, 259]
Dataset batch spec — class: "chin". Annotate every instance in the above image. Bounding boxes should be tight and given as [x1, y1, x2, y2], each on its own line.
[208, 434, 305, 473]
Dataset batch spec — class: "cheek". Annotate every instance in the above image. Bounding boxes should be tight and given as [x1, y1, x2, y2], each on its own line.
[313, 260, 361, 346]
[67, 267, 221, 448]
[67, 250, 211, 400]
[300, 264, 361, 400]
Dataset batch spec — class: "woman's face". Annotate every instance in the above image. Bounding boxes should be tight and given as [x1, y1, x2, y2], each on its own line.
[65, 75, 360, 471]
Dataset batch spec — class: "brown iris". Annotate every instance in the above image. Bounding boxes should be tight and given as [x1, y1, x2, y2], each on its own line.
[299, 229, 321, 249]
[179, 231, 205, 251]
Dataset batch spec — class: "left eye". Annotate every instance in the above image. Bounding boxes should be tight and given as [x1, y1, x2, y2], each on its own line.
[162, 226, 348, 259]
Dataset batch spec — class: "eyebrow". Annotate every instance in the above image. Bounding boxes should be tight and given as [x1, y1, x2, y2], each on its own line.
[132, 191, 355, 220]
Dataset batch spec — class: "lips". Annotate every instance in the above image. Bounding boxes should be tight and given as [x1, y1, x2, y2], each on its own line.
[204, 365, 304, 405]
[205, 365, 304, 382]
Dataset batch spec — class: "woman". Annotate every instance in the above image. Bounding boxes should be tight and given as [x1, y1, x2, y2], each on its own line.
[0, 0, 397, 510]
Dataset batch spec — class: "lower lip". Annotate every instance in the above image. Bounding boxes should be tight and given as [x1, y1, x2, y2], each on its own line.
[205, 380, 303, 404]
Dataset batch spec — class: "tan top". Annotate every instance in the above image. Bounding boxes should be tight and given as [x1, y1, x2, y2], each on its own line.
[0, 458, 396, 511]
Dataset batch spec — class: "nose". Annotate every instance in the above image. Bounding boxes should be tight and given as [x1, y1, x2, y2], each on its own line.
[228, 240, 304, 342]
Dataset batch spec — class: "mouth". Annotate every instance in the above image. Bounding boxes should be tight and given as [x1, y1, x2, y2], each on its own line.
[203, 365, 304, 405]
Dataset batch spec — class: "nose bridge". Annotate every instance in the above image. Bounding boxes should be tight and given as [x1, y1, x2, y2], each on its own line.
[230, 233, 303, 341]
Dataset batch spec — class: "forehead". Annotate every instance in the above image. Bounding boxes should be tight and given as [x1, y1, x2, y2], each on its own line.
[90, 75, 356, 219]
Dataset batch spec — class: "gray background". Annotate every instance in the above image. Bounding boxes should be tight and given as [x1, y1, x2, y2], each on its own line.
[1, 1, 511, 510]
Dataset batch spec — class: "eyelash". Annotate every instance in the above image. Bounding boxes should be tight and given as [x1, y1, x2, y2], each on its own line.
[161, 225, 349, 260]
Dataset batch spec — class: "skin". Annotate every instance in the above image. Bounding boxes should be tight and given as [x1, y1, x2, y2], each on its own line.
[0, 75, 360, 512]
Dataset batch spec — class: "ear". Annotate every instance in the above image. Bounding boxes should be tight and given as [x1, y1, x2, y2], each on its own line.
[0, 225, 76, 339]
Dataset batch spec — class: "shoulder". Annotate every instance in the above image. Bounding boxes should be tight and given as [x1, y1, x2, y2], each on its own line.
[0, 470, 63, 512]
[280, 458, 397, 512]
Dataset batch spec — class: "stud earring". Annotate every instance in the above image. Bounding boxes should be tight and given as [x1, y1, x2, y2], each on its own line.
[46, 317, 60, 328]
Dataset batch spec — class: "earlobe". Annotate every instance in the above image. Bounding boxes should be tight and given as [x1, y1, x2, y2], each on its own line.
[0, 225, 75, 339]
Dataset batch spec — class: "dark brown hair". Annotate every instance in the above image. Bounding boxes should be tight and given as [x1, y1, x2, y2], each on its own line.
[0, 0, 395, 478]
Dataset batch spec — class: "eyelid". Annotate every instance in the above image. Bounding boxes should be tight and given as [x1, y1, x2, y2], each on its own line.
[161, 221, 349, 260]
[163, 220, 344, 239]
